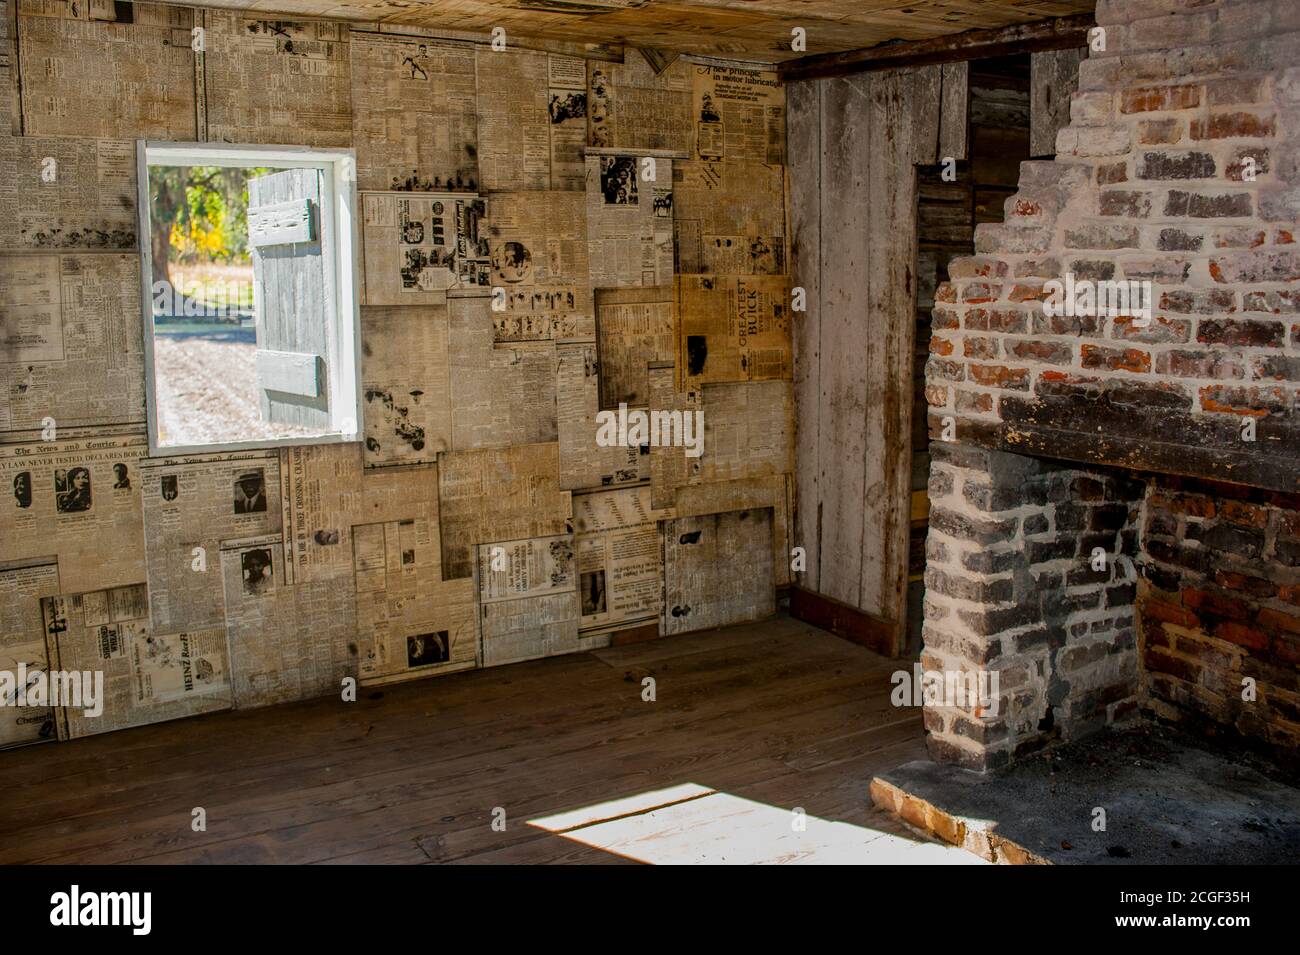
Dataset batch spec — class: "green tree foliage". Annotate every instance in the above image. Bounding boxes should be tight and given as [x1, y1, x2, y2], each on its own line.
[148, 166, 269, 287]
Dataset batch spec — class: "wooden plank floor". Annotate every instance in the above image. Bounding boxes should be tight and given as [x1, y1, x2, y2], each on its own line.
[0, 614, 983, 865]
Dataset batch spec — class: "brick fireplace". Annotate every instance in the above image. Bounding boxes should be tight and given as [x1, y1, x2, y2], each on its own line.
[922, 0, 1300, 771]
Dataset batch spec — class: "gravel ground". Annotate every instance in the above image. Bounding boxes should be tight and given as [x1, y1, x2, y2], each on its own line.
[153, 334, 318, 447]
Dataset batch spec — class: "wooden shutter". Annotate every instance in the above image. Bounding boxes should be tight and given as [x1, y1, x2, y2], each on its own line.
[248, 168, 331, 430]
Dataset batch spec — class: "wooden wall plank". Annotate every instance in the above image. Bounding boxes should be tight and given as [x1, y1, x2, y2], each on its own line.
[786, 77, 822, 593]
[1030, 47, 1083, 158]
[859, 71, 916, 630]
[910, 65, 942, 165]
[939, 61, 969, 161]
[814, 73, 872, 609]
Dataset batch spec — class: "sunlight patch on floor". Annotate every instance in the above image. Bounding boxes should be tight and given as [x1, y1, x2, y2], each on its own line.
[529, 784, 987, 865]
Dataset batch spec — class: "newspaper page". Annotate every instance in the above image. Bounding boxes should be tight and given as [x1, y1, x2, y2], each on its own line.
[279, 443, 439, 584]
[486, 191, 593, 343]
[691, 65, 786, 164]
[349, 32, 478, 192]
[360, 191, 490, 306]
[0, 430, 147, 592]
[674, 473, 792, 588]
[219, 534, 358, 708]
[556, 341, 647, 492]
[676, 274, 792, 390]
[475, 49, 587, 191]
[588, 54, 691, 153]
[447, 292, 557, 451]
[585, 153, 674, 289]
[0, 138, 136, 251]
[697, 380, 795, 483]
[204, 15, 352, 148]
[17, 0, 198, 140]
[572, 486, 661, 635]
[279, 443, 360, 584]
[42, 582, 232, 739]
[0, 556, 60, 747]
[361, 304, 452, 468]
[354, 517, 478, 685]
[646, 362, 700, 509]
[1, 0, 13, 137]
[0, 254, 146, 432]
[437, 442, 572, 580]
[477, 534, 578, 667]
[547, 54, 588, 190]
[662, 507, 775, 636]
[672, 160, 786, 275]
[595, 286, 674, 410]
[139, 449, 282, 632]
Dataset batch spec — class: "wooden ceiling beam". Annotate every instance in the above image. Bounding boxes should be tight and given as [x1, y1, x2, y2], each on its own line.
[778, 13, 1096, 83]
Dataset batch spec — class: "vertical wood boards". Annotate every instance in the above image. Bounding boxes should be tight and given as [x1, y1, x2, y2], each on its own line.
[248, 168, 332, 430]
[1030, 47, 1083, 159]
[786, 77, 820, 594]
[787, 67, 924, 654]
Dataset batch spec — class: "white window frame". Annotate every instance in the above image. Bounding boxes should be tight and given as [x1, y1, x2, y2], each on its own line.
[136, 141, 363, 457]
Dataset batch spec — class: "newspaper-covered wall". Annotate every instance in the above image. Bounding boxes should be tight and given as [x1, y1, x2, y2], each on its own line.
[0, 556, 60, 747]
[0, 138, 136, 251]
[350, 32, 478, 192]
[477, 533, 579, 667]
[675, 274, 793, 390]
[42, 582, 232, 738]
[584, 152, 674, 289]
[0, 430, 147, 592]
[437, 442, 572, 580]
[588, 54, 690, 153]
[17, 0, 197, 140]
[572, 485, 661, 635]
[556, 340, 647, 492]
[361, 304, 452, 468]
[360, 191, 490, 306]
[140, 449, 283, 632]
[204, 15, 353, 148]
[0, 253, 146, 431]
[0, 20, 796, 746]
[475, 48, 587, 191]
[595, 286, 674, 410]
[447, 292, 557, 451]
[690, 65, 786, 164]
[672, 160, 786, 275]
[486, 191, 593, 342]
[662, 507, 775, 636]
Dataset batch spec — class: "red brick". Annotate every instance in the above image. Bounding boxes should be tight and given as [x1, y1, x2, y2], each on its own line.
[930, 336, 954, 357]
[1199, 385, 1288, 416]
[1121, 84, 1201, 113]
[1184, 588, 1253, 620]
[1081, 344, 1151, 373]
[1214, 620, 1268, 650]
[960, 282, 1002, 304]
[1141, 595, 1198, 628]
[1259, 608, 1300, 636]
[968, 364, 1030, 391]
[1190, 112, 1276, 140]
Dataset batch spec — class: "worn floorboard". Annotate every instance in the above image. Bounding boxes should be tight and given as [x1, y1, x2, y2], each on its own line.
[0, 615, 980, 865]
